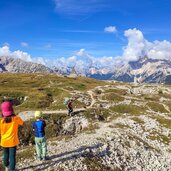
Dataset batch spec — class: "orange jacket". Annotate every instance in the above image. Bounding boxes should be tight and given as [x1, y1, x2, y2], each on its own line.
[0, 115, 23, 147]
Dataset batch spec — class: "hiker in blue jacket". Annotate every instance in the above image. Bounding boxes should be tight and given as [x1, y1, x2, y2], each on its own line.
[32, 111, 47, 161]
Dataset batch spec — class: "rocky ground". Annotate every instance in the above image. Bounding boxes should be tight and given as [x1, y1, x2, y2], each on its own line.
[17, 117, 171, 171]
[2, 81, 171, 171]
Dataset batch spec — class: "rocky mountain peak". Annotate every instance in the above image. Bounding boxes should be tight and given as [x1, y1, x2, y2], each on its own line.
[90, 56, 171, 83]
[0, 56, 54, 73]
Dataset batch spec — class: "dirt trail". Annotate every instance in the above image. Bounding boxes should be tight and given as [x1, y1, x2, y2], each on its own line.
[18, 108, 86, 121]
[87, 90, 96, 108]
[19, 90, 96, 121]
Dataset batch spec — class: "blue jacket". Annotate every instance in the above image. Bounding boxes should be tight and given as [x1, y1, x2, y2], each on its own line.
[32, 120, 46, 137]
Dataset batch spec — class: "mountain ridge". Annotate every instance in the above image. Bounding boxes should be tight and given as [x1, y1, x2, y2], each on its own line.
[90, 57, 171, 83]
[0, 56, 54, 74]
[1, 55, 171, 83]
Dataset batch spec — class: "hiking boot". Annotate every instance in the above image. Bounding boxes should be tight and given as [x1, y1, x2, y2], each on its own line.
[68, 112, 72, 116]
[37, 156, 42, 161]
[42, 156, 47, 161]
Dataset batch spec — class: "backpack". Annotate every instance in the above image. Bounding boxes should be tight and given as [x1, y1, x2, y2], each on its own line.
[64, 98, 70, 105]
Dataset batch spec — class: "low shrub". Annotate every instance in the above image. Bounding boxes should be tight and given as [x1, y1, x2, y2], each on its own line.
[147, 102, 168, 113]
[110, 104, 146, 115]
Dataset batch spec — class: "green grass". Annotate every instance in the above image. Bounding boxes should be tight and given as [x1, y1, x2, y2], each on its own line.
[131, 117, 145, 124]
[43, 113, 69, 138]
[110, 104, 146, 115]
[45, 87, 71, 110]
[150, 115, 171, 129]
[18, 113, 69, 145]
[0, 91, 25, 105]
[104, 88, 127, 95]
[109, 123, 131, 129]
[128, 133, 160, 152]
[0, 73, 105, 112]
[83, 108, 111, 121]
[158, 90, 163, 94]
[147, 102, 168, 113]
[17, 147, 35, 162]
[148, 131, 171, 145]
[0, 162, 4, 171]
[18, 120, 35, 145]
[84, 123, 99, 134]
[101, 93, 124, 102]
[83, 156, 121, 171]
[94, 89, 102, 95]
[165, 102, 171, 112]
[143, 95, 160, 102]
[160, 93, 171, 99]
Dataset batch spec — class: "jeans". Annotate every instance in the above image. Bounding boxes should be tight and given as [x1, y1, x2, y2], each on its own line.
[3, 146, 16, 171]
[35, 136, 47, 158]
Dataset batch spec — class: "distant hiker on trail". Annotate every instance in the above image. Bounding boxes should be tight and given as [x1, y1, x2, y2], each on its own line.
[32, 111, 47, 161]
[67, 98, 74, 116]
[0, 101, 24, 171]
[64, 97, 74, 116]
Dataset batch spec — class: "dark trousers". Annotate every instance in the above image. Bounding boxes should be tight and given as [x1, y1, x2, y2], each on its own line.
[68, 106, 73, 114]
[3, 146, 16, 171]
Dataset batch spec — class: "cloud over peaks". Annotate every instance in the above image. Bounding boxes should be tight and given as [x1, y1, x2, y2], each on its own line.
[0, 45, 45, 65]
[123, 28, 171, 61]
[76, 48, 91, 58]
[0, 46, 11, 56]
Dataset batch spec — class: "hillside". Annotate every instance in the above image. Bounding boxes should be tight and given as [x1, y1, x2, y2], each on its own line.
[0, 73, 105, 112]
[0, 73, 171, 171]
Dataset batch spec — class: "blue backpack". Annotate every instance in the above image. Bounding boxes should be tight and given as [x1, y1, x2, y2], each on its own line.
[64, 98, 70, 105]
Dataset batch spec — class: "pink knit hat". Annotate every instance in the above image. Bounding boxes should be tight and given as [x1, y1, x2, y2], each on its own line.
[1, 101, 14, 117]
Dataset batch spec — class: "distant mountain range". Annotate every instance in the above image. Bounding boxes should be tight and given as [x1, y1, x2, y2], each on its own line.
[89, 57, 171, 84]
[0, 56, 54, 74]
[1, 55, 171, 83]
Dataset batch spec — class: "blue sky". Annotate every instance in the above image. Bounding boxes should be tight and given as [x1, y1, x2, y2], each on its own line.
[0, 0, 171, 60]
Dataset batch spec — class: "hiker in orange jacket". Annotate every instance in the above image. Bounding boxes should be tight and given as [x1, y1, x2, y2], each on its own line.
[0, 101, 24, 171]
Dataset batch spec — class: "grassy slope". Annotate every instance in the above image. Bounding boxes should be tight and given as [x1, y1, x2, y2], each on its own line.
[0, 73, 105, 113]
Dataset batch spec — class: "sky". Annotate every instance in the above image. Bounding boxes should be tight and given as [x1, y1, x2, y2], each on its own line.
[0, 0, 171, 69]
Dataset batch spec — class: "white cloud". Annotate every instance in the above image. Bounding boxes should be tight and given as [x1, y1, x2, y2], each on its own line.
[123, 28, 171, 61]
[76, 48, 91, 58]
[33, 57, 48, 65]
[0, 46, 11, 56]
[52, 28, 171, 75]
[123, 28, 147, 61]
[104, 26, 117, 33]
[147, 40, 171, 60]
[52, 49, 121, 75]
[0, 45, 46, 64]
[21, 42, 29, 47]
[12, 50, 32, 62]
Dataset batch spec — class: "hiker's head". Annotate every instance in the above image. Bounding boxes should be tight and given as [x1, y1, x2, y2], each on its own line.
[35, 111, 42, 119]
[1, 101, 14, 117]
